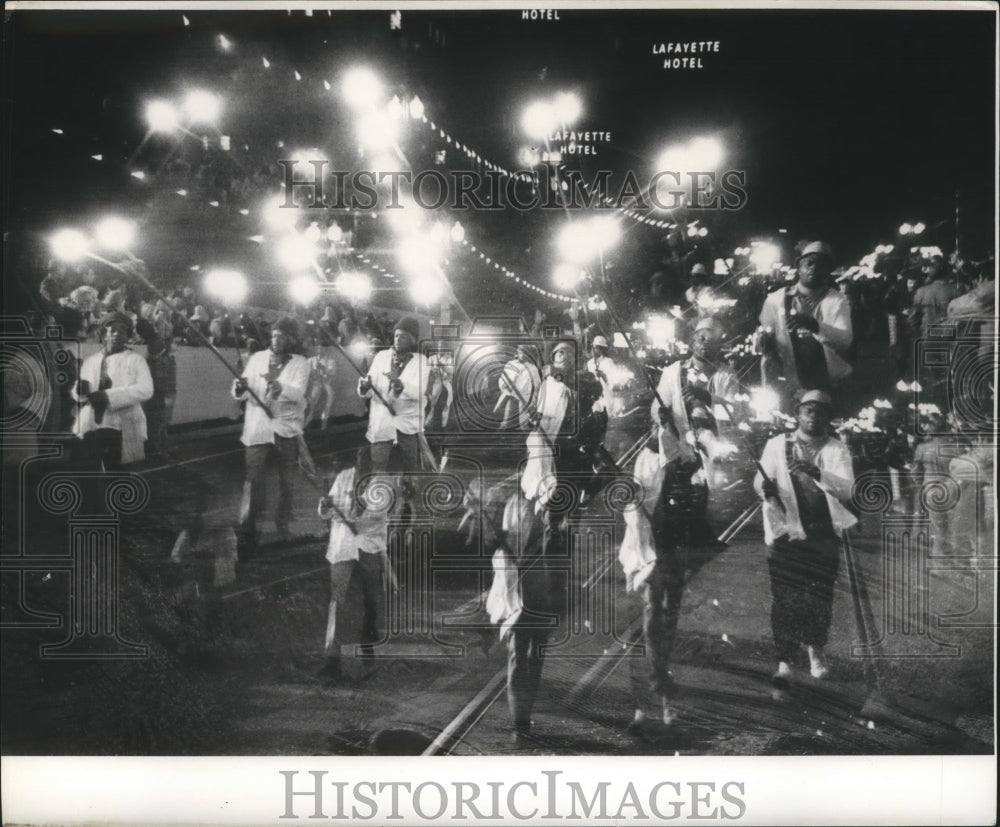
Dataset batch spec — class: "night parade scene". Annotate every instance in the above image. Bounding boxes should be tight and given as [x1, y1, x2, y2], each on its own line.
[1, 3, 996, 824]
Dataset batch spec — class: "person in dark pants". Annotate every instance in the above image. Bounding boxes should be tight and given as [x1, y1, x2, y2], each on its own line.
[143, 334, 177, 457]
[624, 397, 714, 734]
[357, 316, 431, 515]
[231, 318, 311, 552]
[758, 241, 854, 410]
[754, 390, 857, 689]
[501, 347, 610, 740]
[316, 448, 397, 683]
[72, 312, 153, 470]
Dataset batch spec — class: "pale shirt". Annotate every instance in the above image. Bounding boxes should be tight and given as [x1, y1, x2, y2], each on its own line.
[73, 349, 153, 465]
[520, 375, 572, 506]
[360, 348, 430, 442]
[585, 354, 613, 413]
[759, 284, 853, 389]
[650, 358, 739, 434]
[486, 492, 534, 639]
[908, 280, 958, 338]
[319, 467, 388, 563]
[754, 431, 858, 545]
[650, 359, 738, 486]
[618, 447, 663, 592]
[232, 349, 311, 446]
[496, 358, 541, 416]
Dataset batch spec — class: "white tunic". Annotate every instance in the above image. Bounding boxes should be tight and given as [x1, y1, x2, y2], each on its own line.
[232, 349, 311, 446]
[360, 348, 430, 442]
[754, 432, 858, 545]
[73, 349, 153, 465]
[617, 447, 663, 592]
[319, 468, 388, 564]
[520, 376, 571, 506]
[759, 284, 853, 390]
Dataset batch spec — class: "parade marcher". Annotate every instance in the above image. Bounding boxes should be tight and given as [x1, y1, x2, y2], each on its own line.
[907, 259, 959, 407]
[357, 315, 431, 488]
[684, 262, 718, 320]
[885, 270, 918, 381]
[584, 334, 613, 414]
[907, 259, 957, 341]
[318, 304, 340, 345]
[913, 409, 953, 555]
[759, 241, 853, 402]
[425, 349, 455, 435]
[650, 317, 739, 485]
[231, 317, 311, 552]
[142, 333, 177, 458]
[72, 311, 154, 470]
[316, 449, 397, 683]
[619, 338, 734, 731]
[151, 298, 175, 342]
[304, 342, 338, 431]
[501, 341, 607, 738]
[754, 390, 857, 687]
[495, 344, 542, 430]
[617, 433, 686, 733]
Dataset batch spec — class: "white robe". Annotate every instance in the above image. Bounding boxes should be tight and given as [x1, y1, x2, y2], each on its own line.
[759, 285, 853, 391]
[319, 467, 389, 564]
[359, 348, 430, 442]
[73, 349, 153, 465]
[520, 376, 571, 509]
[617, 447, 663, 592]
[753, 432, 858, 545]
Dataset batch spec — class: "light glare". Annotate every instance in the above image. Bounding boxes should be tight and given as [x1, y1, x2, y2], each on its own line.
[183, 90, 222, 124]
[334, 271, 372, 302]
[289, 276, 321, 305]
[522, 101, 557, 140]
[409, 273, 445, 305]
[357, 111, 400, 152]
[646, 314, 676, 349]
[51, 229, 90, 262]
[95, 217, 136, 251]
[750, 387, 781, 420]
[146, 100, 179, 133]
[342, 67, 383, 109]
[553, 263, 585, 291]
[204, 269, 248, 304]
[553, 92, 582, 124]
[397, 234, 443, 275]
[276, 235, 317, 271]
[750, 242, 781, 273]
[264, 196, 298, 230]
[688, 136, 724, 170]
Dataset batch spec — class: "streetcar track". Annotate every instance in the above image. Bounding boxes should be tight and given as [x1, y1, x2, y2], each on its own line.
[421, 498, 766, 753]
[137, 418, 786, 754]
[221, 566, 329, 601]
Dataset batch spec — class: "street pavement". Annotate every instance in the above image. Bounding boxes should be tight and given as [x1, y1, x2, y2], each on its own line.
[1, 409, 994, 756]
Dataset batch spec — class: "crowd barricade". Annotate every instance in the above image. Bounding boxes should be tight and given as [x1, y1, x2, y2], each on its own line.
[76, 342, 367, 426]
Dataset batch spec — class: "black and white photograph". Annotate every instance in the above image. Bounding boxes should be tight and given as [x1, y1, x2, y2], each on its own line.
[1, 1, 997, 824]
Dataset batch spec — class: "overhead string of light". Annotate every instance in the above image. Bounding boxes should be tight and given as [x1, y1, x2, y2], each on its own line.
[48, 119, 565, 302]
[351, 250, 401, 284]
[46, 27, 571, 302]
[244, 32, 532, 184]
[454, 236, 575, 303]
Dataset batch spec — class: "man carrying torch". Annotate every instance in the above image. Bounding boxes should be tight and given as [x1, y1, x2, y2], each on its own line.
[754, 389, 857, 690]
[232, 317, 311, 553]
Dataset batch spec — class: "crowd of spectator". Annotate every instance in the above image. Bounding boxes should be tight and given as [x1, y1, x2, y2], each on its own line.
[35, 254, 413, 358]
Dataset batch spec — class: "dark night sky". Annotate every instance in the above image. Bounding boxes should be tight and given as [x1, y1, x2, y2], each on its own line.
[3, 5, 996, 314]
